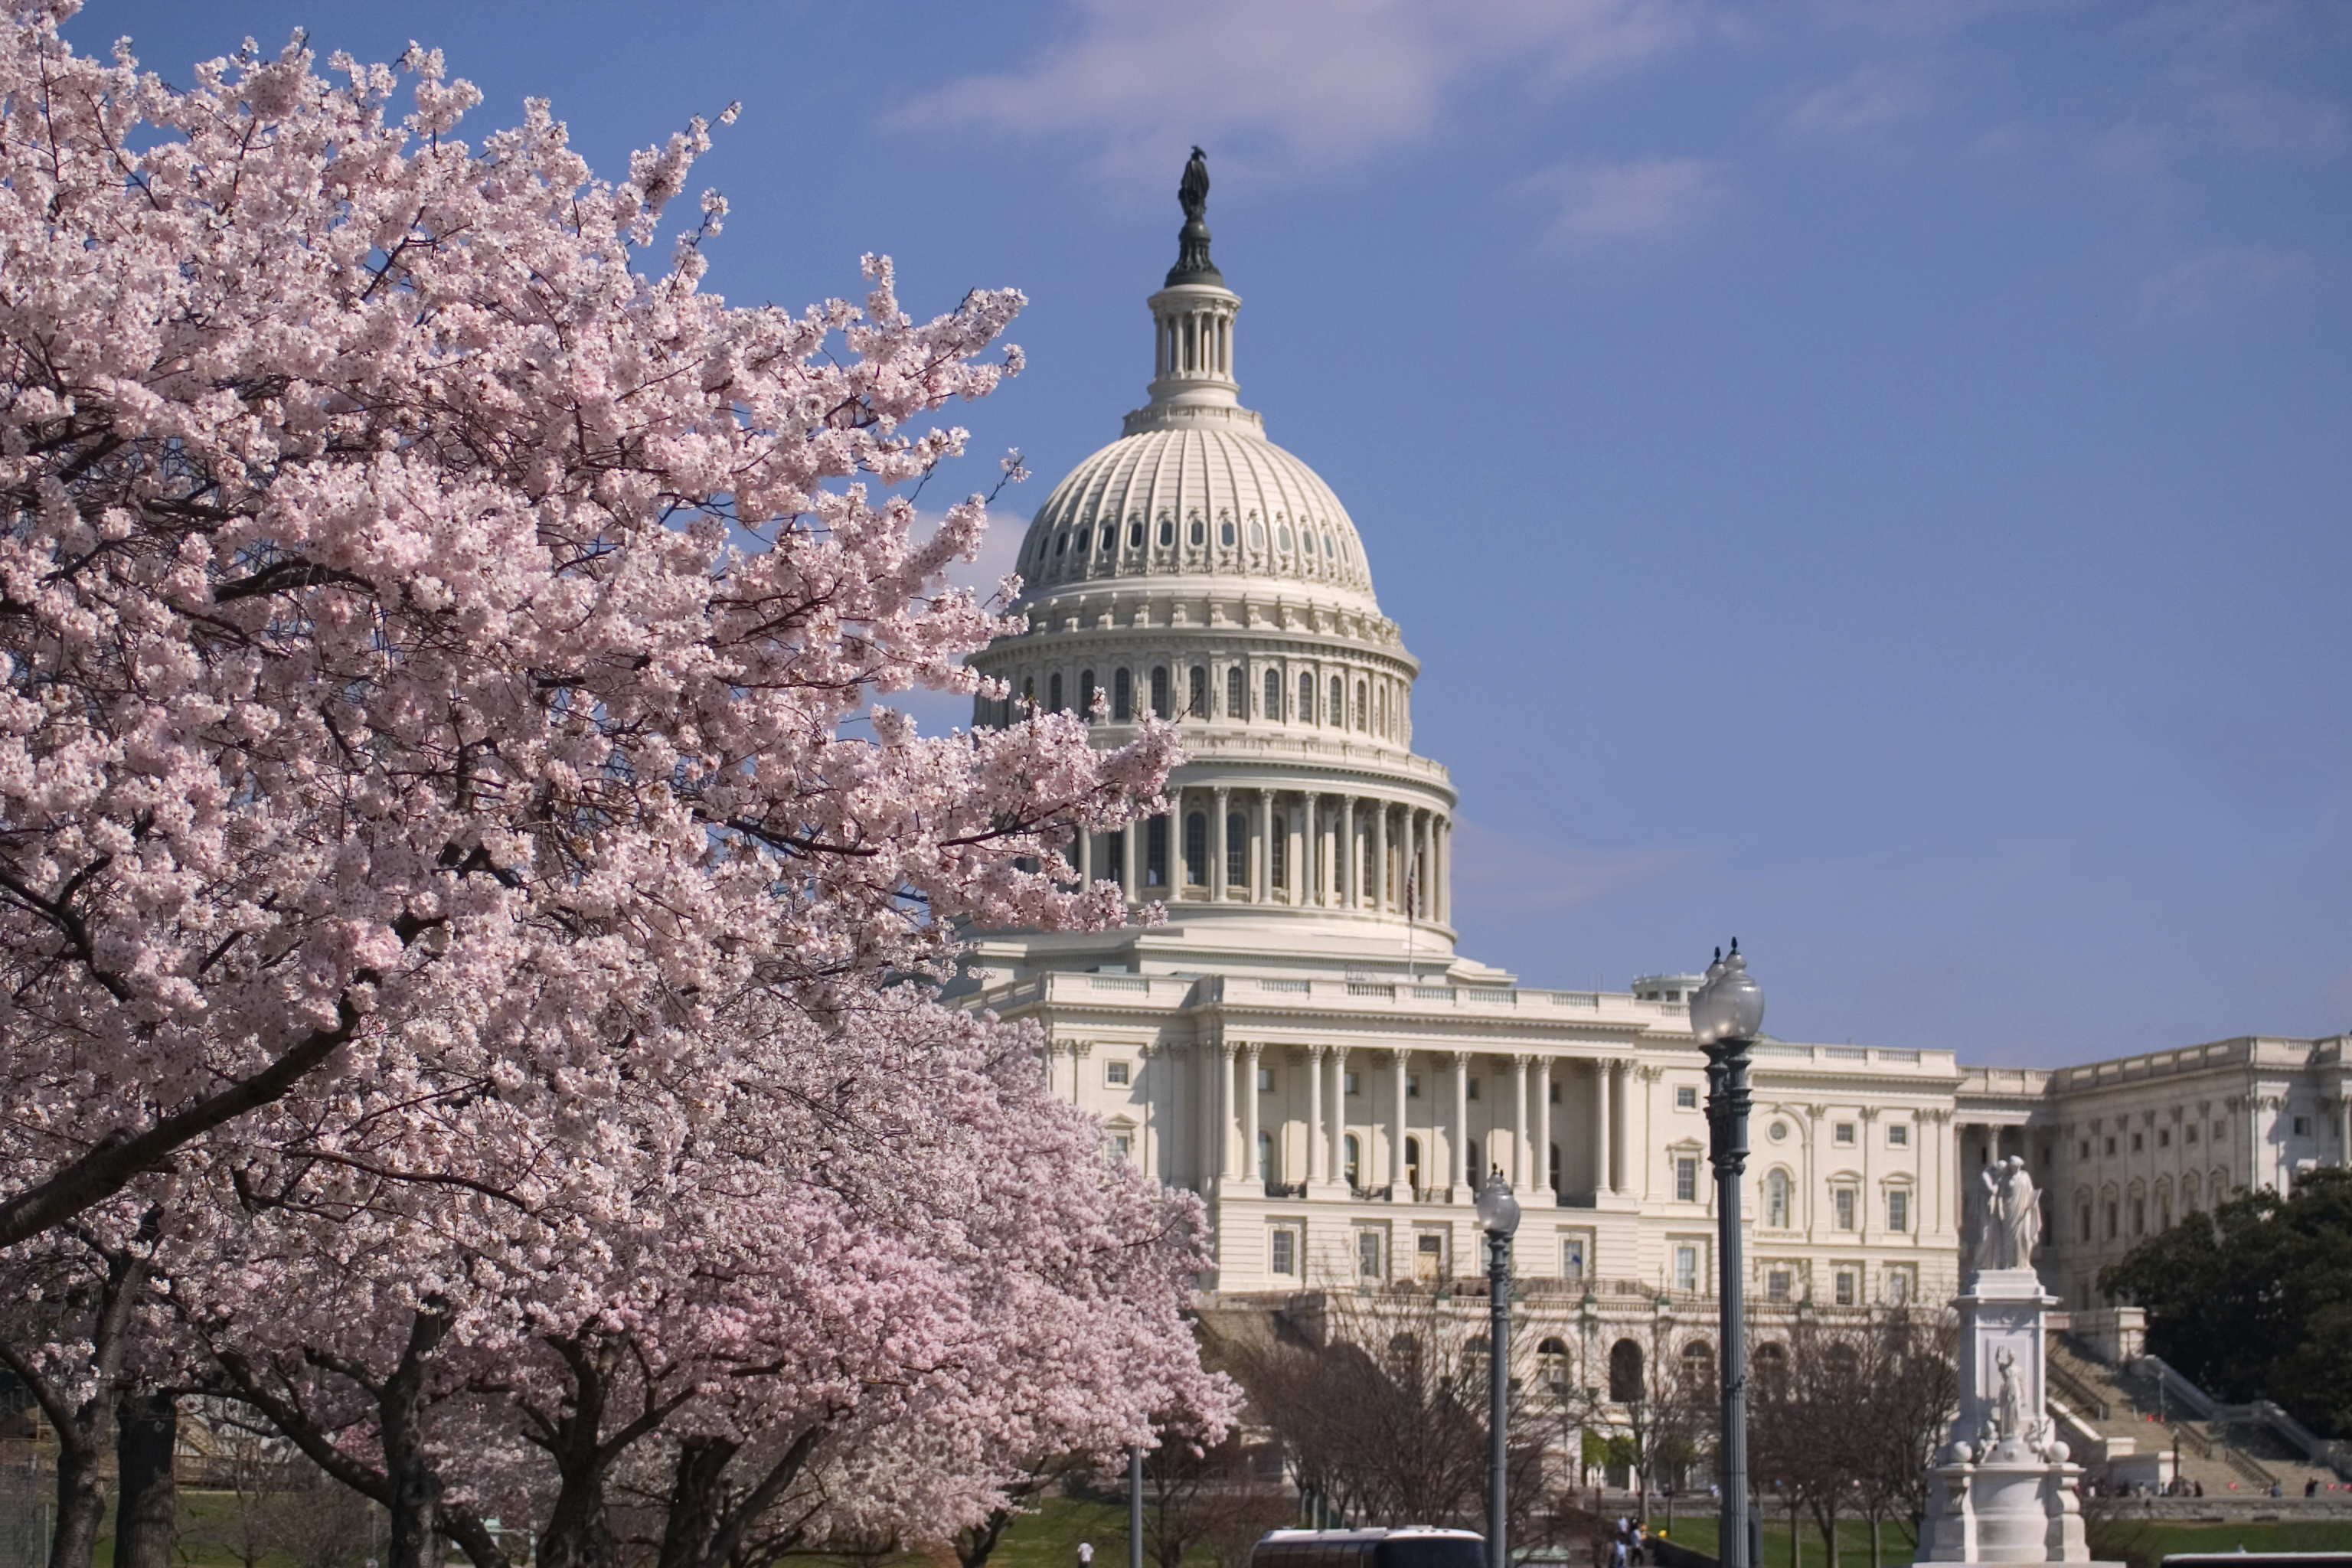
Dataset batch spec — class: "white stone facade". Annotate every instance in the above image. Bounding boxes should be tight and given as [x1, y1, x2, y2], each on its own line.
[952, 191, 2351, 1338]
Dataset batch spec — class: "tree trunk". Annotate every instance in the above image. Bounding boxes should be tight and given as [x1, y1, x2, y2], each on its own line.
[47, 1429, 108, 1568]
[1788, 1496, 1801, 1568]
[114, 1390, 178, 1568]
[656, 1435, 739, 1568]
[1824, 1502, 1838, 1568]
[381, 1313, 451, 1568]
[1867, 1514, 1881, 1568]
[955, 1509, 1014, 1568]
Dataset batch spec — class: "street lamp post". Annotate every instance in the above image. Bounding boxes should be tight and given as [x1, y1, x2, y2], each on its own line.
[1690, 941, 1766, 1568]
[1477, 1170, 1522, 1568]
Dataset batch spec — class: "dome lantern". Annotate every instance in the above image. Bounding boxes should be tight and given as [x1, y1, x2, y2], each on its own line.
[1128, 149, 1259, 439]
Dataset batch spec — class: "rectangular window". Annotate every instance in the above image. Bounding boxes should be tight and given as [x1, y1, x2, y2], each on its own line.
[2106, 1202, 2118, 1240]
[1357, 1230, 1383, 1279]
[1146, 817, 1169, 887]
[2294, 1116, 2311, 1138]
[2132, 1197, 2145, 1235]
[1406, 1074, 1420, 1099]
[1344, 1071, 1361, 1096]
[1106, 1060, 1130, 1086]
[1834, 1189, 1856, 1230]
[1550, 1080, 1561, 1104]
[1888, 1123, 1909, 1147]
[1886, 1268, 1913, 1306]
[2079, 1139, 2090, 1159]
[1270, 1229, 1295, 1276]
[1561, 1236, 1586, 1281]
[2214, 1122, 2227, 1141]
[1835, 1269, 1856, 1307]
[1676, 1086, 1698, 1109]
[1766, 1269, 1792, 1303]
[1110, 1131, 1132, 1161]
[1467, 1078, 1481, 1101]
[1674, 1245, 1698, 1293]
[2158, 1128, 2170, 1148]
[2187, 1124, 2199, 1145]
[2079, 1207, 2092, 1243]
[2105, 1136, 2117, 1155]
[1675, 1157, 1697, 1203]
[1834, 1123, 1856, 1145]
[1257, 1067, 1274, 1093]
[1887, 1190, 1909, 1233]
[2132, 1131, 2144, 1152]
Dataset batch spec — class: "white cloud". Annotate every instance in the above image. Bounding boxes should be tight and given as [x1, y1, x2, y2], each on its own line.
[2138, 245, 2316, 316]
[2179, 69, 2348, 158]
[1520, 154, 1726, 245]
[1783, 63, 1938, 139]
[897, 0, 1708, 180]
[1446, 819, 1692, 916]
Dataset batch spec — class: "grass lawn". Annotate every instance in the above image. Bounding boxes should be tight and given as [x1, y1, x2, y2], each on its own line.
[1641, 1514, 1918, 1567]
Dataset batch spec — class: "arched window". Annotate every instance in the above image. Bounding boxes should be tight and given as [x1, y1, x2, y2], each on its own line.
[1467, 1139, 1480, 1181]
[1188, 665, 1208, 718]
[1021, 675, 1035, 709]
[1257, 1131, 1273, 1182]
[1054, 531, 1067, 557]
[1827, 1343, 1860, 1377]
[1608, 1339, 1643, 1403]
[1220, 518, 1236, 547]
[1754, 1341, 1788, 1396]
[1047, 672, 1063, 712]
[1113, 668, 1133, 721]
[1078, 669, 1094, 715]
[1406, 1136, 1422, 1190]
[1344, 1134, 1361, 1187]
[1462, 1334, 1490, 1393]
[1354, 681, 1368, 730]
[1539, 1338, 1573, 1396]
[2156, 1177, 2173, 1231]
[1146, 817, 1168, 887]
[1681, 1341, 1716, 1397]
[1271, 813, 1288, 890]
[1766, 1168, 1792, 1229]
[2182, 1171, 2200, 1213]
[1226, 665, 1244, 718]
[1374, 684, 1385, 735]
[1329, 675, 1343, 725]
[1099, 523, 1116, 552]
[1300, 671, 1315, 723]
[1184, 813, 1207, 886]
[1278, 523, 1294, 552]
[1387, 1334, 1422, 1385]
[1129, 518, 1145, 550]
[1158, 517, 1174, 548]
[1187, 515, 1205, 547]
[1249, 520, 1266, 549]
[1225, 812, 1246, 887]
[1150, 667, 1169, 717]
[1265, 668, 1282, 720]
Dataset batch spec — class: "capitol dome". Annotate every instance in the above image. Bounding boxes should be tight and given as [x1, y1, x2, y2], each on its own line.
[969, 152, 1464, 965]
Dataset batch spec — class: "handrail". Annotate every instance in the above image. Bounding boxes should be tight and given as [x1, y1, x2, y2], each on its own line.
[2130, 1355, 2218, 1421]
[2218, 1440, 2277, 1491]
[2047, 1360, 2113, 1422]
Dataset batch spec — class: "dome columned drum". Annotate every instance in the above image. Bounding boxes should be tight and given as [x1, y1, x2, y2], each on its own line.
[967, 158, 1455, 942]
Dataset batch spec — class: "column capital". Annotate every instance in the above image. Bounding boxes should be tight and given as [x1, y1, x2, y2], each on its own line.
[1069, 1040, 1095, 1058]
[1304, 1043, 1331, 1061]
[1241, 1040, 1265, 1062]
[1448, 1050, 1475, 1070]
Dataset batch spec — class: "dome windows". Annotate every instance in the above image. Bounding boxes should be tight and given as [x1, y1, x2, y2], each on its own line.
[1187, 516, 1205, 548]
[1328, 675, 1342, 727]
[1248, 520, 1266, 550]
[1298, 671, 1315, 724]
[1113, 668, 1133, 721]
[1055, 531, 1067, 557]
[1160, 516, 1175, 548]
[1277, 523, 1294, 552]
[1219, 518, 1236, 548]
[1225, 666, 1244, 719]
[1263, 668, 1281, 720]
[1129, 518, 1145, 549]
[1099, 523, 1116, 552]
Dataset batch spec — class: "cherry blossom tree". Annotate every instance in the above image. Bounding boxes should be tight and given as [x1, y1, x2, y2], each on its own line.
[0, 0, 1173, 1250]
[0, 8, 1223, 1567]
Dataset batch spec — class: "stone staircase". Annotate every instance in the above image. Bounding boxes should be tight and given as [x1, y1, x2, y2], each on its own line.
[2047, 1337, 2344, 1497]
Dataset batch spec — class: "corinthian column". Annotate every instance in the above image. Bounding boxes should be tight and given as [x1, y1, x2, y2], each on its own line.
[1243, 1042, 1263, 1186]
[1307, 1045, 1328, 1184]
[1534, 1055, 1554, 1199]
[1210, 786, 1230, 902]
[1452, 1050, 1473, 1197]
[1329, 1047, 1351, 1187]
[1387, 1050, 1409, 1194]
[1372, 802, 1390, 912]
[1256, 789, 1273, 903]
[1511, 1054, 1530, 1189]
[1340, 797, 1357, 907]
[1594, 1059, 1612, 1198]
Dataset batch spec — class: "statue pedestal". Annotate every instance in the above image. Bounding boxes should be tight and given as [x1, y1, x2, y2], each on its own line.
[1916, 1269, 2115, 1566]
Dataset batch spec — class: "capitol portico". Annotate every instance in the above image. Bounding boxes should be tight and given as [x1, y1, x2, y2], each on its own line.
[950, 160, 2350, 1337]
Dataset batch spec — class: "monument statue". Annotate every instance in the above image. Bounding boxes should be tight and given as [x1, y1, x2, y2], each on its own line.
[1994, 1348, 2024, 1440]
[1179, 145, 1210, 222]
[1973, 1155, 2041, 1273]
[1167, 148, 1222, 286]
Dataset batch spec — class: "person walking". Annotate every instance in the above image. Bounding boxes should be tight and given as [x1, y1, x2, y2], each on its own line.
[1079, 1544, 1094, 1568]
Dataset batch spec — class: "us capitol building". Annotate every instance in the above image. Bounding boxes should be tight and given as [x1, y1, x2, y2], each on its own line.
[952, 162, 2351, 1337]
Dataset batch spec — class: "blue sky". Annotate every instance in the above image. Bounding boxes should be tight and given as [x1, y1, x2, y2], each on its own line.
[77, 0, 2351, 1066]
